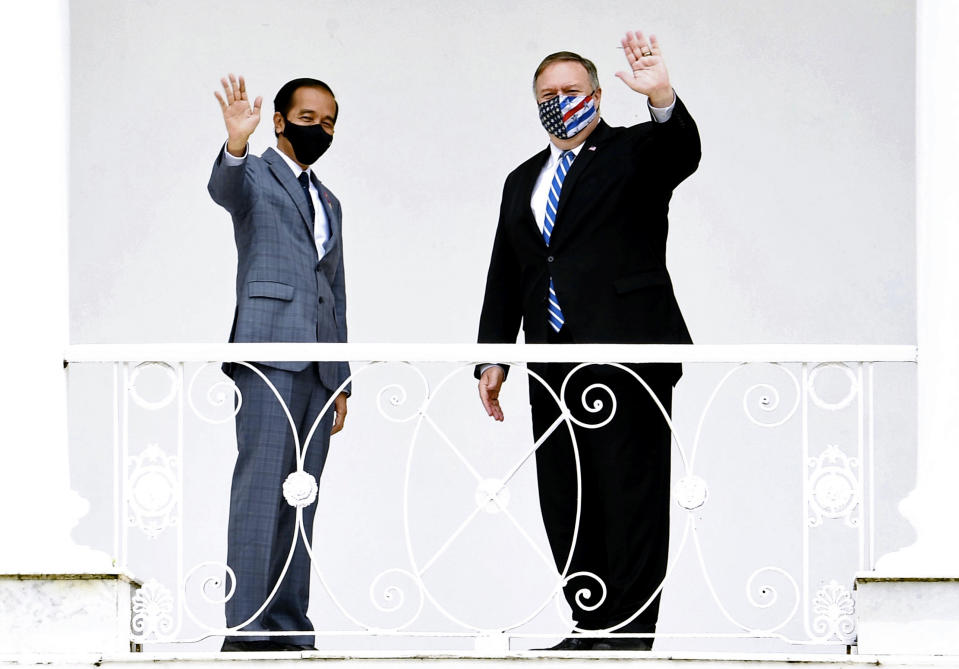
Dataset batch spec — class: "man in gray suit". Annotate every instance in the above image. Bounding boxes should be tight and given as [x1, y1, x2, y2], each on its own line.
[208, 74, 350, 652]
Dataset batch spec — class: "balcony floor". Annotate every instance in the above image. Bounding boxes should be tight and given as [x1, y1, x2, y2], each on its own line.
[1, 650, 955, 669]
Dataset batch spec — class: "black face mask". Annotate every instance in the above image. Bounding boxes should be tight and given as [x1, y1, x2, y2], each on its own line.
[282, 119, 333, 165]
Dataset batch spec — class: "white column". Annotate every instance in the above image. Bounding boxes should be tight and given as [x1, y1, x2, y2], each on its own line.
[854, 2, 959, 654]
[0, 0, 111, 572]
[874, 0, 959, 574]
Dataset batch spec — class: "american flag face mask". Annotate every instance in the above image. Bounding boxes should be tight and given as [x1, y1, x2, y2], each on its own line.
[537, 91, 597, 139]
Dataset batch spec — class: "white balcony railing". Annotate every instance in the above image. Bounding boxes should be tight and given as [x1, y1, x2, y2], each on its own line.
[64, 343, 917, 652]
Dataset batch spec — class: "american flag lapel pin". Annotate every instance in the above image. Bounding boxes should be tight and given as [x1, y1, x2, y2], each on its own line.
[588, 146, 597, 151]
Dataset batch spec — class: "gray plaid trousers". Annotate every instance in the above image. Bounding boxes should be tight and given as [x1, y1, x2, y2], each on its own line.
[224, 362, 333, 646]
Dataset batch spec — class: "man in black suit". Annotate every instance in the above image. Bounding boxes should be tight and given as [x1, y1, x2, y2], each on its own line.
[476, 31, 700, 650]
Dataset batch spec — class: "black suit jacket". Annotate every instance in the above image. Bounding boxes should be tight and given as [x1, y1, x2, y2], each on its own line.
[477, 96, 700, 359]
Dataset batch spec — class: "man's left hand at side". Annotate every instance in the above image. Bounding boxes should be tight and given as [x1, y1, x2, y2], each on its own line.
[478, 366, 506, 422]
[331, 392, 348, 434]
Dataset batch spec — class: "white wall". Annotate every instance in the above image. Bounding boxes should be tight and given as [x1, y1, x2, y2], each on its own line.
[69, 0, 915, 346]
[65, 0, 917, 652]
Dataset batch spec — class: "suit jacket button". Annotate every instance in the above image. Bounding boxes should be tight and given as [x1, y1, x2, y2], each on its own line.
[547, 255, 554, 263]
[318, 296, 324, 303]
[315, 262, 322, 271]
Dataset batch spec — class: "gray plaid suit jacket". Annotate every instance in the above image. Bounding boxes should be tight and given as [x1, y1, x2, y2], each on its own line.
[208, 146, 350, 392]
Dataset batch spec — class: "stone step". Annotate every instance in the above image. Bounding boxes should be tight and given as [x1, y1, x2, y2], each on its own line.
[0, 572, 140, 654]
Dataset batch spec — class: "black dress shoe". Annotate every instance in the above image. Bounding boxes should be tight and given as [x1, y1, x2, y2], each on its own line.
[591, 636, 653, 651]
[221, 639, 316, 652]
[539, 637, 594, 651]
[272, 642, 317, 651]
[221, 640, 283, 652]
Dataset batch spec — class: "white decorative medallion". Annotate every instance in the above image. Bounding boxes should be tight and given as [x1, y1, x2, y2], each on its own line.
[474, 478, 511, 513]
[127, 444, 178, 538]
[675, 475, 708, 510]
[807, 445, 860, 527]
[131, 579, 175, 641]
[283, 470, 318, 508]
[812, 580, 856, 642]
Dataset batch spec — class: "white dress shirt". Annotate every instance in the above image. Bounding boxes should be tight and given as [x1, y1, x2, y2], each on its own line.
[222, 143, 332, 259]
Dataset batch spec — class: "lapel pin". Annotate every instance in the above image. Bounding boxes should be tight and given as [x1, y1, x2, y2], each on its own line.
[588, 146, 597, 151]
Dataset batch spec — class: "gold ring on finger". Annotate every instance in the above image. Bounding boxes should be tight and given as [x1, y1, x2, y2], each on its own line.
[641, 48, 652, 57]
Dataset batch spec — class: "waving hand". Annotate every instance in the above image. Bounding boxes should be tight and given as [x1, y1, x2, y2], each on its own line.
[615, 31, 675, 108]
[215, 73, 262, 157]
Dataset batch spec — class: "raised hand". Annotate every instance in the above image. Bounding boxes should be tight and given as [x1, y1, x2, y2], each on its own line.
[214, 73, 262, 157]
[614, 31, 674, 108]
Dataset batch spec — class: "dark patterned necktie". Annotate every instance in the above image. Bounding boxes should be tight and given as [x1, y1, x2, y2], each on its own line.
[298, 171, 315, 223]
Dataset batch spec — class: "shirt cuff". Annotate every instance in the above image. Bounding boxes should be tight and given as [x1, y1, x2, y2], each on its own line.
[222, 141, 248, 165]
[479, 363, 505, 376]
[647, 92, 676, 123]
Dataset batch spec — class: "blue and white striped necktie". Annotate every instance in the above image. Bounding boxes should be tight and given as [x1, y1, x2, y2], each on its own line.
[543, 150, 575, 332]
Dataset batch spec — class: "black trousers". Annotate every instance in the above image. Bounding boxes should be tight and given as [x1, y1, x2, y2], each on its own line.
[529, 330, 676, 635]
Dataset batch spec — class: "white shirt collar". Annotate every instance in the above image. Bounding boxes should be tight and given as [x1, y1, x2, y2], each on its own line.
[275, 147, 312, 180]
[546, 138, 586, 166]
